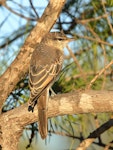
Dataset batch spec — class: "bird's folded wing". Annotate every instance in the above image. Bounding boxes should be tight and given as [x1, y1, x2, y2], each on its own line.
[29, 53, 63, 104]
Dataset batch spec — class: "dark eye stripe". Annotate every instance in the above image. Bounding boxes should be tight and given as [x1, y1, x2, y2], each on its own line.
[53, 38, 65, 41]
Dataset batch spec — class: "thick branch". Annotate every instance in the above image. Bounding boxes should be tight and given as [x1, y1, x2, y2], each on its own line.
[0, 90, 113, 149]
[0, 0, 66, 112]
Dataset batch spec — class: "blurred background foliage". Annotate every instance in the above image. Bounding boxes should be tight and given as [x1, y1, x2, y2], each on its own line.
[1, 0, 113, 149]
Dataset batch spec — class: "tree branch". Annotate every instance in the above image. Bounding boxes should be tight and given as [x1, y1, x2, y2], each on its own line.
[0, 90, 113, 149]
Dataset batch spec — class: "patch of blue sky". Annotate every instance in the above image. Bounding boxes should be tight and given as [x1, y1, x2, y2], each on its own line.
[107, 36, 113, 44]
[0, 0, 48, 74]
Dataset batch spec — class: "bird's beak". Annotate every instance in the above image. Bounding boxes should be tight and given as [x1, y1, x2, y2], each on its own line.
[69, 38, 75, 42]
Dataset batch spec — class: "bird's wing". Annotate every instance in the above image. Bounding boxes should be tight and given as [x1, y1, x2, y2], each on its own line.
[28, 45, 63, 108]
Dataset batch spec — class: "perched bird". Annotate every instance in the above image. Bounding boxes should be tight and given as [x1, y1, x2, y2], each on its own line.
[28, 32, 72, 139]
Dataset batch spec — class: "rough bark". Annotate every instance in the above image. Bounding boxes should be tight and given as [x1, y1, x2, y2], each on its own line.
[0, 90, 113, 150]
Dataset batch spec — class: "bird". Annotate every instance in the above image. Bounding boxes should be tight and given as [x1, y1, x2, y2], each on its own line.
[28, 31, 72, 139]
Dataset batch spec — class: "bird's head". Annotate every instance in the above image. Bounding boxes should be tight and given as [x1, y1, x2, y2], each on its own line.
[43, 32, 74, 50]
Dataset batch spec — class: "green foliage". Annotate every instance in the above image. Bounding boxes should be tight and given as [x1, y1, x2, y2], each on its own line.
[107, 0, 113, 6]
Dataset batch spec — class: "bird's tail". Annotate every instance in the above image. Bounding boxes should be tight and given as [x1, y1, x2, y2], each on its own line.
[38, 89, 48, 139]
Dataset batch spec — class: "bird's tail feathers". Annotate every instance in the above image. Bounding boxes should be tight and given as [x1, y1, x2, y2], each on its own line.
[38, 89, 48, 139]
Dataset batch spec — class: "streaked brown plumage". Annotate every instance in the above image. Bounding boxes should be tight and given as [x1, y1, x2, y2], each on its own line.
[28, 32, 71, 139]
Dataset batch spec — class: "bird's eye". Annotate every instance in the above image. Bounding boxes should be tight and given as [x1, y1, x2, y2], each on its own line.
[58, 38, 63, 41]
[53, 38, 63, 41]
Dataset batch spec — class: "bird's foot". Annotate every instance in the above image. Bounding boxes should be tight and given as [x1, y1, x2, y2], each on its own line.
[28, 106, 34, 112]
[50, 88, 56, 96]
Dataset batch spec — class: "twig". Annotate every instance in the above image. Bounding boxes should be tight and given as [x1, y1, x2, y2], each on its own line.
[76, 14, 107, 24]
[87, 60, 113, 89]
[3, 3, 36, 21]
[76, 34, 113, 47]
[101, 0, 113, 34]
[104, 143, 112, 150]
[66, 45, 86, 80]
[84, 25, 107, 90]
[65, 71, 111, 82]
[29, 0, 39, 19]
[76, 138, 95, 150]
